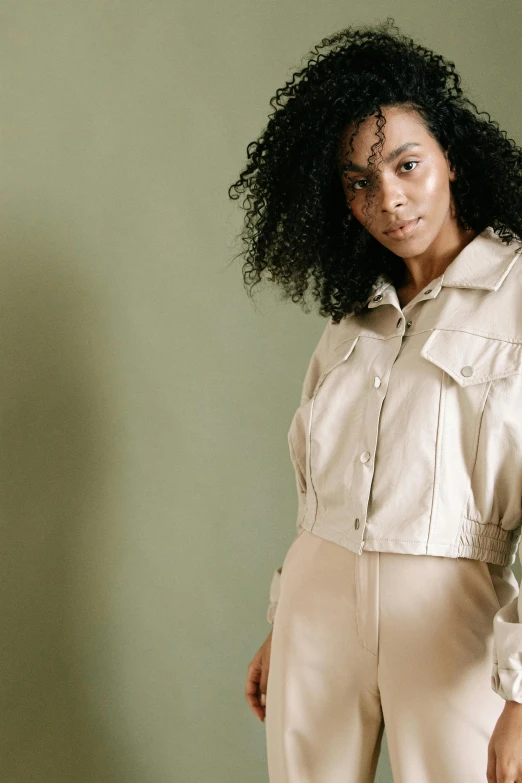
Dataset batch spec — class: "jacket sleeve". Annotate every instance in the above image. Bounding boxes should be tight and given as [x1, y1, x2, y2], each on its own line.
[266, 450, 307, 623]
[266, 318, 333, 625]
[491, 545, 522, 702]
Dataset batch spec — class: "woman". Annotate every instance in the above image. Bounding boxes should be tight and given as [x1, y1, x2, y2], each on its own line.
[228, 19, 522, 782]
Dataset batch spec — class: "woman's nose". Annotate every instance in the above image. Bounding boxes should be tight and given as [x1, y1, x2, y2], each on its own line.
[379, 177, 407, 212]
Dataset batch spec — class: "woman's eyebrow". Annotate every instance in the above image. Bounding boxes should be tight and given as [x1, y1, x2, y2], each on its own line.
[340, 142, 421, 173]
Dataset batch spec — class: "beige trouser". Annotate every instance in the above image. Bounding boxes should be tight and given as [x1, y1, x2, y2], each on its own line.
[265, 529, 519, 783]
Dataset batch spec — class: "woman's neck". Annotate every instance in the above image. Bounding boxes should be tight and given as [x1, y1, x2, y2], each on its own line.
[399, 225, 477, 291]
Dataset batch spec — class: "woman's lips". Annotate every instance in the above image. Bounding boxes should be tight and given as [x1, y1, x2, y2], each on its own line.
[384, 218, 420, 239]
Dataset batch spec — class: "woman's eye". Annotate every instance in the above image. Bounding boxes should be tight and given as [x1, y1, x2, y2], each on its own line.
[349, 161, 418, 192]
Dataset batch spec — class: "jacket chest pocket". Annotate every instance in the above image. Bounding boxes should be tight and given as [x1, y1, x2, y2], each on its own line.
[420, 329, 522, 388]
[420, 329, 522, 487]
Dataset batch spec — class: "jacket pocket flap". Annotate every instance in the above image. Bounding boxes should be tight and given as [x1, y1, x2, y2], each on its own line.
[420, 330, 522, 387]
[317, 335, 360, 387]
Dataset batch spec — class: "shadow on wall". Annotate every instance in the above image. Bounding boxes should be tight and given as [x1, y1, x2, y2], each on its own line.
[0, 217, 131, 783]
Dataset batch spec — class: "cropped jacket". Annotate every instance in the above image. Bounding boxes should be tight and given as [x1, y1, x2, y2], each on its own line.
[266, 225, 522, 703]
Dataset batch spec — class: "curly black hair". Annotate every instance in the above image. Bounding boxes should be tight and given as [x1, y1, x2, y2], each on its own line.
[227, 18, 522, 324]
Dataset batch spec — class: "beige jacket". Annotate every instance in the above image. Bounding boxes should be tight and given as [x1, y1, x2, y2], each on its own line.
[267, 225, 522, 702]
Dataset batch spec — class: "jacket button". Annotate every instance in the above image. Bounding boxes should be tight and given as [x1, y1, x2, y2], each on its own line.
[373, 294, 383, 302]
[360, 451, 370, 463]
[406, 320, 412, 328]
[374, 376, 381, 387]
[355, 518, 360, 529]
[461, 366, 474, 377]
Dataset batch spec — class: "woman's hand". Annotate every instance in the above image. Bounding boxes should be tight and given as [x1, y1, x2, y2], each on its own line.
[245, 629, 273, 722]
[487, 700, 522, 782]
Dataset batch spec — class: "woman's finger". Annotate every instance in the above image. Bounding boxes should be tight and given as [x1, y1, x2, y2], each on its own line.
[245, 662, 265, 720]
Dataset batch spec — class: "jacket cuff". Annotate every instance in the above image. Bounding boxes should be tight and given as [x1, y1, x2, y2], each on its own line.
[267, 566, 282, 624]
[267, 601, 278, 625]
[491, 596, 522, 702]
[491, 664, 522, 703]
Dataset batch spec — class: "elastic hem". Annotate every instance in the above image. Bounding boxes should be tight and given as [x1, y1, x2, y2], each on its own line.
[302, 516, 521, 567]
[458, 517, 521, 566]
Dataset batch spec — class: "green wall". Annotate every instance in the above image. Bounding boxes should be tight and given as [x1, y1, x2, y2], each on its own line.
[0, 1, 520, 781]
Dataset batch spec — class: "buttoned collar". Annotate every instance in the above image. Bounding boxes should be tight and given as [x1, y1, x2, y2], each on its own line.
[365, 225, 522, 309]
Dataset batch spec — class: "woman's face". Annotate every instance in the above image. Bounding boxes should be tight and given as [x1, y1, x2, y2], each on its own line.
[338, 105, 458, 258]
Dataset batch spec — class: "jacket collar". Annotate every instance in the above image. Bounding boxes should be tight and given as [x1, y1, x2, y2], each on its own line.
[364, 225, 522, 307]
